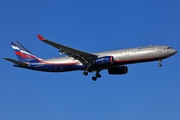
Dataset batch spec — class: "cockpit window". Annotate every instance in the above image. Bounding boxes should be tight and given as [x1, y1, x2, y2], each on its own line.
[167, 47, 173, 49]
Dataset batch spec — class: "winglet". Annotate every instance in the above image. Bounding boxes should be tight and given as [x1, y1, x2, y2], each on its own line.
[37, 34, 45, 40]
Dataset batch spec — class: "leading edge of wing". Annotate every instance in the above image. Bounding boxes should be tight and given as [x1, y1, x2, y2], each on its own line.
[37, 34, 98, 65]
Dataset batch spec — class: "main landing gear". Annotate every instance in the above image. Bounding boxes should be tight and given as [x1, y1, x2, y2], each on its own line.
[92, 71, 101, 81]
[83, 70, 101, 81]
[158, 59, 162, 67]
[83, 71, 88, 76]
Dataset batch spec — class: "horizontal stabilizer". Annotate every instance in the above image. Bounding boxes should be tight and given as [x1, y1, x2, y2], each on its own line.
[3, 58, 28, 67]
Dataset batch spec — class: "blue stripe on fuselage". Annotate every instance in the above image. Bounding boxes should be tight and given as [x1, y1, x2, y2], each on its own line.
[25, 63, 86, 72]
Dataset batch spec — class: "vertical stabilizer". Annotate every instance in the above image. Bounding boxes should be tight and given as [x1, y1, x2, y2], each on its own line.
[11, 41, 41, 62]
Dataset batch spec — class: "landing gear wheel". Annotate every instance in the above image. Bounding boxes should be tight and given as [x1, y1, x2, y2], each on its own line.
[158, 63, 162, 67]
[96, 74, 101, 78]
[92, 76, 97, 81]
[158, 59, 162, 67]
[83, 71, 88, 76]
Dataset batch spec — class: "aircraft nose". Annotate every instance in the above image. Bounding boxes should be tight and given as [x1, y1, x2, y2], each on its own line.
[174, 49, 178, 54]
[172, 49, 178, 55]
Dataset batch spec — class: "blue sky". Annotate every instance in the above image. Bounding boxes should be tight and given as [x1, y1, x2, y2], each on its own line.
[0, 0, 180, 120]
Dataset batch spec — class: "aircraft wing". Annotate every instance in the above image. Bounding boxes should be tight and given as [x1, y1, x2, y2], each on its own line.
[37, 34, 98, 65]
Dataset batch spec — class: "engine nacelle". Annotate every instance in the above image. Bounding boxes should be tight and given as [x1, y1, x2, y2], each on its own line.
[93, 56, 114, 65]
[108, 66, 128, 75]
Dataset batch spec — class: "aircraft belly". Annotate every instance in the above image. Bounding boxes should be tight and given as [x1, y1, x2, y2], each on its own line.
[27, 63, 86, 72]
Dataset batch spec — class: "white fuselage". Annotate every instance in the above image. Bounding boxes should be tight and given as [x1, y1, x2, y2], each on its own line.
[42, 45, 177, 68]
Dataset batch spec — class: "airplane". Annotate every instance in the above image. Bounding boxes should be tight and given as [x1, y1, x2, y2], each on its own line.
[4, 34, 177, 81]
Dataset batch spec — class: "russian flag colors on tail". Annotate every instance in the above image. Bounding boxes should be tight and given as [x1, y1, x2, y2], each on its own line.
[11, 41, 41, 62]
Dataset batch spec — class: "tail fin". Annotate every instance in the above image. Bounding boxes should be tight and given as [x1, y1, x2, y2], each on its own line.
[11, 41, 42, 62]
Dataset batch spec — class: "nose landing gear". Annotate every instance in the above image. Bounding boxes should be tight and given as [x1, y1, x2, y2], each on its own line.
[158, 59, 162, 67]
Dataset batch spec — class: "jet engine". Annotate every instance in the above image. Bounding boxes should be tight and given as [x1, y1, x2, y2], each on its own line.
[108, 66, 128, 74]
[93, 56, 114, 65]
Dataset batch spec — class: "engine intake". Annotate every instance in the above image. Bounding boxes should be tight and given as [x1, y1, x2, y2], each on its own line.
[108, 66, 128, 74]
[93, 56, 114, 65]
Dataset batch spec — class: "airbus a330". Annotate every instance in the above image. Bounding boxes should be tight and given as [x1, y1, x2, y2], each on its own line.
[4, 35, 177, 81]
